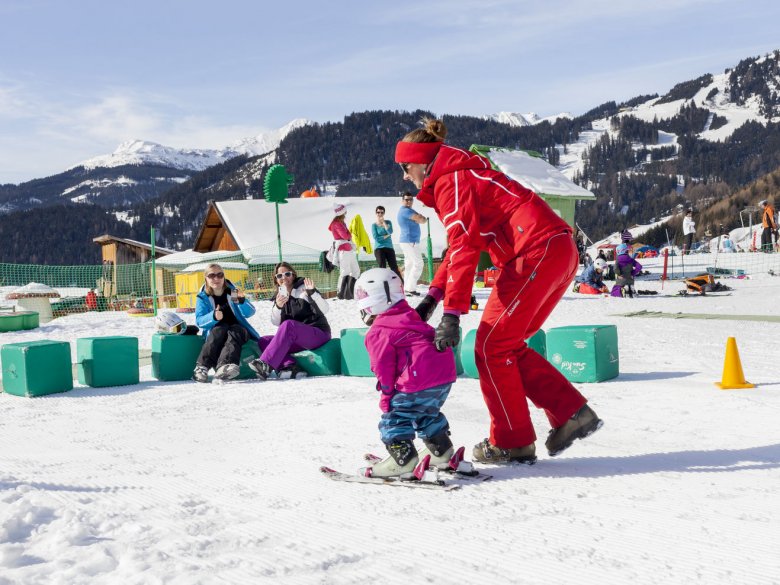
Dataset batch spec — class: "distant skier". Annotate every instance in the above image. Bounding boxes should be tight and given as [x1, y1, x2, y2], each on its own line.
[354, 268, 466, 479]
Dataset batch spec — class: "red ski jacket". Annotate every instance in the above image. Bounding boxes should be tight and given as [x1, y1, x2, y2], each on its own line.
[416, 145, 572, 313]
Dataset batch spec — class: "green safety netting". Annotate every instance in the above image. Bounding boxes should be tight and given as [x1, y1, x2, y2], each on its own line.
[1, 239, 436, 319]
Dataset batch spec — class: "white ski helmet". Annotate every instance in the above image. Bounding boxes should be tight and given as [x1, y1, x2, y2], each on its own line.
[354, 268, 405, 324]
[155, 311, 186, 334]
[594, 258, 608, 271]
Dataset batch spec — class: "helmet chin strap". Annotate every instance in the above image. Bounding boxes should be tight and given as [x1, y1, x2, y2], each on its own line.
[383, 281, 391, 304]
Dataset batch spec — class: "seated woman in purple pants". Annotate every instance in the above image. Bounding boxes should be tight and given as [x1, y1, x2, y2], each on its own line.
[249, 262, 331, 380]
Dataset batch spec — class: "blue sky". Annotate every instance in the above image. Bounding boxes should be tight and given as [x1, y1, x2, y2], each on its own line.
[1, 0, 779, 184]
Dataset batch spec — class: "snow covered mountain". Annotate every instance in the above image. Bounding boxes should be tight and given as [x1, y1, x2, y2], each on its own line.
[485, 111, 573, 127]
[74, 118, 311, 172]
[0, 119, 311, 215]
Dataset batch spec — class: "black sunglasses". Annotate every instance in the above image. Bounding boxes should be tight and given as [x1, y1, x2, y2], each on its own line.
[399, 162, 411, 173]
[275, 271, 294, 279]
[376, 210, 385, 214]
[206, 272, 224, 279]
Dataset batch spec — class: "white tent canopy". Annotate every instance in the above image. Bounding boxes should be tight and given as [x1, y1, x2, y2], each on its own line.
[169, 197, 450, 265]
[486, 149, 595, 199]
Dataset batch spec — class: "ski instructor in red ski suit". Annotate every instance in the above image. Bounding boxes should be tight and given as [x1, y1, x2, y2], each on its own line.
[395, 118, 603, 465]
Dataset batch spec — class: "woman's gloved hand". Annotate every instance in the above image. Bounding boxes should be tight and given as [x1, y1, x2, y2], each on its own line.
[434, 313, 460, 352]
[415, 294, 438, 322]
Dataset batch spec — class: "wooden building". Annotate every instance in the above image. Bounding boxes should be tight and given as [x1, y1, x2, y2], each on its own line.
[193, 203, 239, 252]
[92, 235, 175, 300]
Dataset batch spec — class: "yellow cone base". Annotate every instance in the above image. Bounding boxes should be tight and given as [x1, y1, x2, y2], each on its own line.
[715, 381, 755, 390]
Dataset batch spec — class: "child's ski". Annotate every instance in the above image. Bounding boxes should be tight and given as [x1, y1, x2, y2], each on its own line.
[319, 466, 460, 491]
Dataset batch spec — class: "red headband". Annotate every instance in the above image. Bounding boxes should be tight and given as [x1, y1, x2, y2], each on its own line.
[395, 141, 443, 164]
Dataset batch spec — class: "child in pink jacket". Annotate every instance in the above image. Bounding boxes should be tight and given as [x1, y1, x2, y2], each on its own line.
[353, 268, 464, 479]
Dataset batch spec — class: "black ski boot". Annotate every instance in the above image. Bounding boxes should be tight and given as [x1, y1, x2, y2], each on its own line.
[248, 358, 272, 380]
[419, 431, 454, 470]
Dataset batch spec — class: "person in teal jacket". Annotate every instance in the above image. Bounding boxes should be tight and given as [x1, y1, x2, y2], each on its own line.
[193, 263, 259, 382]
[371, 205, 402, 279]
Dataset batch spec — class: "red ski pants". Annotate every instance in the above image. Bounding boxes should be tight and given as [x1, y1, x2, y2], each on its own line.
[475, 232, 587, 448]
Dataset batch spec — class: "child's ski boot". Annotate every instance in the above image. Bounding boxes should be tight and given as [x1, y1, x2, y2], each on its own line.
[419, 432, 476, 475]
[362, 440, 420, 479]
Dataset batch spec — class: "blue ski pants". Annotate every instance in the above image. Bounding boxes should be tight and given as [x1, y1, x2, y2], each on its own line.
[378, 383, 451, 445]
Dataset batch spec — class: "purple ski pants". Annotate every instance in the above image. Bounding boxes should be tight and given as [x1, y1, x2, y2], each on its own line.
[257, 319, 331, 369]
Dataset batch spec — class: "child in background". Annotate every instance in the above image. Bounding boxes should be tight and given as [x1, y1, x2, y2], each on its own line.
[353, 268, 467, 478]
[574, 258, 609, 294]
[611, 244, 643, 297]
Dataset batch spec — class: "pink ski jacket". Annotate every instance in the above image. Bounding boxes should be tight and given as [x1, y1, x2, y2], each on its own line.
[364, 300, 456, 394]
[328, 219, 354, 251]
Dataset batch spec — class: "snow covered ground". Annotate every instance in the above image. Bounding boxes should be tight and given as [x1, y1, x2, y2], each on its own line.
[2, 256, 779, 585]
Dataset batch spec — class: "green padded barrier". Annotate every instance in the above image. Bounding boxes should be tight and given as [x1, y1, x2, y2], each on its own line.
[546, 325, 619, 383]
[294, 338, 342, 377]
[461, 329, 547, 379]
[151, 333, 205, 381]
[0, 313, 25, 332]
[339, 328, 373, 377]
[19, 311, 40, 329]
[1, 340, 73, 397]
[238, 341, 262, 380]
[77, 336, 139, 387]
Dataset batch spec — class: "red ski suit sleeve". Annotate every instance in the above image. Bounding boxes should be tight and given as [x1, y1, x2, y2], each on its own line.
[428, 171, 486, 313]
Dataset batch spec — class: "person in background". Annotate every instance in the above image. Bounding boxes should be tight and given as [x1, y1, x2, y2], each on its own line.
[353, 268, 465, 479]
[575, 258, 609, 294]
[396, 191, 428, 297]
[193, 263, 259, 382]
[249, 262, 330, 380]
[682, 209, 695, 255]
[328, 203, 361, 299]
[611, 244, 642, 298]
[371, 205, 402, 279]
[759, 199, 777, 253]
[395, 117, 601, 465]
[720, 234, 735, 253]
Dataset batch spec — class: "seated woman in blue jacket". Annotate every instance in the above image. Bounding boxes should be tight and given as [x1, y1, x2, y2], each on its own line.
[574, 258, 609, 294]
[193, 263, 259, 382]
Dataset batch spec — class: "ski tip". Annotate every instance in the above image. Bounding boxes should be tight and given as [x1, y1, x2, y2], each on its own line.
[320, 466, 336, 474]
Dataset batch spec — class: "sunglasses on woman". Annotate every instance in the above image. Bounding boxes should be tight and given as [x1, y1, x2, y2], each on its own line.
[275, 271, 294, 279]
[399, 163, 411, 173]
[206, 272, 224, 279]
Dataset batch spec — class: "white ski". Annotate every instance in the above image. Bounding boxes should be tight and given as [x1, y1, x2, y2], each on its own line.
[319, 466, 460, 492]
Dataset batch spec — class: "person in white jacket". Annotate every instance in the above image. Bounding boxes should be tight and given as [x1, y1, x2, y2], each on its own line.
[682, 209, 696, 255]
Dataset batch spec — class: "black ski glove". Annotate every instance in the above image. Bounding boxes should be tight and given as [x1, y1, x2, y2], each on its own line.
[415, 294, 438, 322]
[434, 313, 460, 352]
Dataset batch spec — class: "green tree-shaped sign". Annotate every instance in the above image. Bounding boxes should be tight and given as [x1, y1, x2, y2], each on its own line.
[263, 164, 294, 261]
[263, 164, 293, 204]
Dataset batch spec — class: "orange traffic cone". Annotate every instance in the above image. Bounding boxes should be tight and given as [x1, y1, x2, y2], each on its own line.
[715, 337, 755, 390]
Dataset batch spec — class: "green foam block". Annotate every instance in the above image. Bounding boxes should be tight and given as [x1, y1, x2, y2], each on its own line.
[1, 340, 73, 397]
[546, 325, 619, 383]
[294, 338, 342, 376]
[77, 336, 139, 388]
[152, 333, 205, 381]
